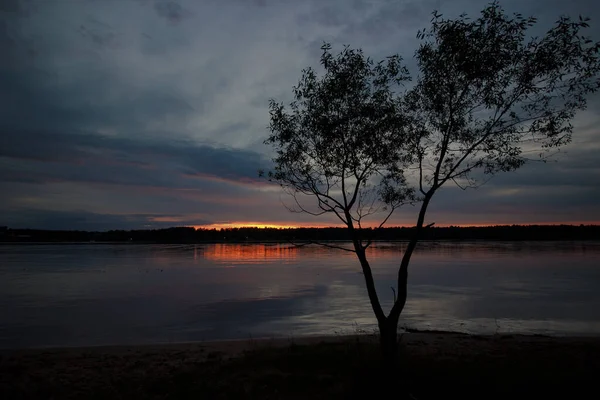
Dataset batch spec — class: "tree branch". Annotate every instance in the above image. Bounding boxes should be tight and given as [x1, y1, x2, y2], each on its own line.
[289, 240, 356, 253]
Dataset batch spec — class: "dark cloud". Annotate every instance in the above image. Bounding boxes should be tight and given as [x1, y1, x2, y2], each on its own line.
[0, 64, 196, 136]
[489, 156, 600, 189]
[0, 128, 269, 184]
[0, 0, 19, 14]
[153, 1, 190, 24]
[0, 208, 212, 231]
[77, 17, 119, 49]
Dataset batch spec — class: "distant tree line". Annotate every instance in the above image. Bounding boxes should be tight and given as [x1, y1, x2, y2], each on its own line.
[1, 225, 599, 243]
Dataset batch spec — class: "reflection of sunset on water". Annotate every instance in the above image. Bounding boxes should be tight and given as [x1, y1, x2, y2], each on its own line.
[203, 244, 298, 263]
[2, 241, 600, 349]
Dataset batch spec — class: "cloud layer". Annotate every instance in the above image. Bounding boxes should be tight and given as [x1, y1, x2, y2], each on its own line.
[1, 0, 599, 230]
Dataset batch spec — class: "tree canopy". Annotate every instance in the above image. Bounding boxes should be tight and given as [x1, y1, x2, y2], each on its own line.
[405, 5, 600, 195]
[263, 44, 415, 248]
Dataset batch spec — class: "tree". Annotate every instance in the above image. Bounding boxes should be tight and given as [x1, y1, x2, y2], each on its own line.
[263, 2, 600, 367]
[262, 43, 415, 365]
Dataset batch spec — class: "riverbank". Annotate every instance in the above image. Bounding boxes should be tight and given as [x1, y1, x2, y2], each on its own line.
[3, 224, 600, 243]
[1, 332, 599, 399]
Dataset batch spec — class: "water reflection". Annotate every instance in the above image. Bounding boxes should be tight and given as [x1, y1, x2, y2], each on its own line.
[0, 241, 599, 348]
[202, 243, 298, 264]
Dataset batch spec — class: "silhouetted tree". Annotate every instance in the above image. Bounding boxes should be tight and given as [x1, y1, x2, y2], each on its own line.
[262, 42, 416, 366]
[264, 2, 600, 369]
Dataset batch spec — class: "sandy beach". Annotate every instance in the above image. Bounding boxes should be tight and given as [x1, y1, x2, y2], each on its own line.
[2, 332, 599, 399]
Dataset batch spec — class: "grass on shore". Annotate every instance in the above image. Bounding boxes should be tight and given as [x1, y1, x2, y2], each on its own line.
[1, 333, 599, 399]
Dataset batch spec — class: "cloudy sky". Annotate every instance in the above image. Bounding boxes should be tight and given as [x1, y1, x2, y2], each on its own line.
[1, 0, 599, 231]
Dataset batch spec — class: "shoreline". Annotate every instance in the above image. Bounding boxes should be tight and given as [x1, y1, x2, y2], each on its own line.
[3, 331, 599, 399]
[3, 330, 599, 356]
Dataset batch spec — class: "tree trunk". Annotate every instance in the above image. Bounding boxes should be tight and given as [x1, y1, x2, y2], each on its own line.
[372, 314, 410, 399]
[379, 316, 399, 368]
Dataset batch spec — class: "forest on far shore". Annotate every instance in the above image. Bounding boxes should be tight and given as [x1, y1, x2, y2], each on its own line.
[1, 224, 599, 243]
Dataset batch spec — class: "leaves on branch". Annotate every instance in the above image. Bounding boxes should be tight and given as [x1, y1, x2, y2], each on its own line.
[406, 1, 600, 193]
[264, 43, 415, 237]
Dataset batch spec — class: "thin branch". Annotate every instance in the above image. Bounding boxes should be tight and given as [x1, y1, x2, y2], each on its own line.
[341, 161, 349, 210]
[451, 177, 469, 190]
[283, 187, 349, 225]
[286, 191, 329, 216]
[364, 204, 398, 249]
[418, 149, 426, 195]
[434, 76, 534, 188]
[289, 240, 356, 253]
[347, 160, 375, 210]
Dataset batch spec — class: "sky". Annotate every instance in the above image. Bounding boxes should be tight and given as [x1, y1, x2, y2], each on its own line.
[1, 0, 599, 231]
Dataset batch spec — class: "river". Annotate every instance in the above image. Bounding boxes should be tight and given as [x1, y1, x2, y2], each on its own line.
[1, 241, 599, 348]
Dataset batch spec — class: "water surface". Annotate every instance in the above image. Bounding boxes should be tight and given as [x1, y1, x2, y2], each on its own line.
[1, 241, 599, 348]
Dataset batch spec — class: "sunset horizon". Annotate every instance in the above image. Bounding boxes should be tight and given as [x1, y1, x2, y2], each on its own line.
[190, 221, 600, 231]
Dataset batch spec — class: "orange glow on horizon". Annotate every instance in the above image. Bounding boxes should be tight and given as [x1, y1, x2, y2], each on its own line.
[191, 221, 341, 230]
[191, 220, 600, 230]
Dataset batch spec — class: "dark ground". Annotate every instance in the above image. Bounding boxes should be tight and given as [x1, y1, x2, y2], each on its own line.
[1, 332, 599, 399]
